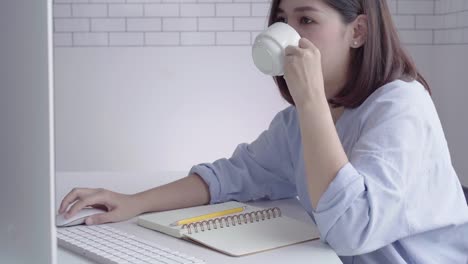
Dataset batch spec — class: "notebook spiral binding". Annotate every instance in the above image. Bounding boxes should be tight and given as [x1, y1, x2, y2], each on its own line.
[181, 207, 282, 234]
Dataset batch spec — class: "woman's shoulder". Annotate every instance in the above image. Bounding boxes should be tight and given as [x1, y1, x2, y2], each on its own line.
[364, 79, 430, 108]
[266, 105, 300, 141]
[337, 79, 440, 141]
[272, 105, 297, 127]
[346, 79, 433, 122]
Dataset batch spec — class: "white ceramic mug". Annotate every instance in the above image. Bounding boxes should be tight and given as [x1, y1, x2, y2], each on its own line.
[252, 22, 301, 76]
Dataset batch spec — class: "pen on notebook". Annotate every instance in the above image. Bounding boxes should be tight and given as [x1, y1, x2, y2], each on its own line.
[169, 206, 247, 226]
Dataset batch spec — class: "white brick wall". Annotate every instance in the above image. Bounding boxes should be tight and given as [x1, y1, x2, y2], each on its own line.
[74, 32, 108, 46]
[394, 0, 435, 45]
[53, 0, 468, 47]
[433, 0, 468, 44]
[146, 32, 179, 46]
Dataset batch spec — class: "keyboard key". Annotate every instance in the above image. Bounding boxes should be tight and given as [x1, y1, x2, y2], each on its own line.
[57, 225, 205, 264]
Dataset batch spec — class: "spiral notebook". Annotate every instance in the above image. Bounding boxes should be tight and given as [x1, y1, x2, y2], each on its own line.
[137, 201, 320, 256]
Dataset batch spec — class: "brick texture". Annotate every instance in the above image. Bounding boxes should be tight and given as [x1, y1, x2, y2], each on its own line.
[53, 0, 468, 47]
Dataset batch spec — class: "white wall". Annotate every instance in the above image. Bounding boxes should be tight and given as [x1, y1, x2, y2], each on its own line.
[430, 46, 468, 186]
[54, 46, 288, 172]
[53, 0, 468, 186]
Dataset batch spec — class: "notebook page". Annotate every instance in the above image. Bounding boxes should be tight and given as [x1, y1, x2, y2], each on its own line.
[184, 215, 320, 256]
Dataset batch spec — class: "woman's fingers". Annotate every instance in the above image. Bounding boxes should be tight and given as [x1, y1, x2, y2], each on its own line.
[59, 188, 94, 214]
[298, 37, 317, 51]
[285, 45, 302, 56]
[86, 210, 118, 225]
[285, 38, 320, 57]
[64, 192, 104, 218]
[90, 204, 109, 211]
[58, 188, 138, 225]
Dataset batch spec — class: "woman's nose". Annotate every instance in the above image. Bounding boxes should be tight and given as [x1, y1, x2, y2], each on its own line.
[286, 23, 302, 37]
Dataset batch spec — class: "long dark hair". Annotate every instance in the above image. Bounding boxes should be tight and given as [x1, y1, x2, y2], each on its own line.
[268, 0, 431, 108]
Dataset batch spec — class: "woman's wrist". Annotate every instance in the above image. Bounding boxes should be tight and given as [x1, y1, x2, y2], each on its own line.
[130, 191, 152, 215]
[128, 173, 211, 216]
[296, 94, 330, 119]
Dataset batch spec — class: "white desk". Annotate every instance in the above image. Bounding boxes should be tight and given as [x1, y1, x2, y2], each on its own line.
[56, 171, 343, 264]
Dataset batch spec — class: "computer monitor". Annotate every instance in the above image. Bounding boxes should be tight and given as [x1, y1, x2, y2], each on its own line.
[0, 0, 56, 263]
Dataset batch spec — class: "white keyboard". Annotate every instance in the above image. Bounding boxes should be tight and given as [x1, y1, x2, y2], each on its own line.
[57, 225, 205, 264]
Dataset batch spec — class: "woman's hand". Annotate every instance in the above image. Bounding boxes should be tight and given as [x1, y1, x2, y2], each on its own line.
[58, 188, 143, 225]
[284, 38, 326, 108]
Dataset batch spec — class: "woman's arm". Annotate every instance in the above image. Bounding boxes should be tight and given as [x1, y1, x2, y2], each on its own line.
[296, 100, 349, 209]
[59, 173, 210, 225]
[133, 173, 210, 214]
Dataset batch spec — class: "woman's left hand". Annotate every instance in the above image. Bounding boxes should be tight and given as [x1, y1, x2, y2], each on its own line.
[283, 38, 326, 108]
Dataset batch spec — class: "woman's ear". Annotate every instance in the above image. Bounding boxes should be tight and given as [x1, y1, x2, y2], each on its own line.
[350, 14, 368, 48]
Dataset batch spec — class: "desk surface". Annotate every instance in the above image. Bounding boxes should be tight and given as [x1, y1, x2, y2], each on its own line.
[56, 171, 343, 264]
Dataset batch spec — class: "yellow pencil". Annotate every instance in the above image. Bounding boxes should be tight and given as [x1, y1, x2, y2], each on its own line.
[170, 206, 246, 226]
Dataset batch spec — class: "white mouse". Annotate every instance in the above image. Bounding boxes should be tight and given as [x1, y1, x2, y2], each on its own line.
[56, 207, 107, 227]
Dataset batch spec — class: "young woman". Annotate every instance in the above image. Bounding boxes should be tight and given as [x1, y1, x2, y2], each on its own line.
[59, 0, 468, 263]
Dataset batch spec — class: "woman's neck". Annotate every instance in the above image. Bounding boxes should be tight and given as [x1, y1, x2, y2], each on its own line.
[330, 105, 345, 125]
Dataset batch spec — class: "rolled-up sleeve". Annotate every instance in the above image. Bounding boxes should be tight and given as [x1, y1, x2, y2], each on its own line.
[311, 91, 429, 256]
[189, 107, 297, 204]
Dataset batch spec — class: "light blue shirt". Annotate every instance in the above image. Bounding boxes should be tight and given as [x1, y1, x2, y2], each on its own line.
[189, 79, 468, 263]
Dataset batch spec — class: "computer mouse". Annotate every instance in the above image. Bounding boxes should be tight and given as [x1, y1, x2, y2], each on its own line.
[56, 207, 107, 227]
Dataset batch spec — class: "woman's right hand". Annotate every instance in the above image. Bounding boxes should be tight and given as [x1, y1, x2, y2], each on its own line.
[58, 188, 142, 225]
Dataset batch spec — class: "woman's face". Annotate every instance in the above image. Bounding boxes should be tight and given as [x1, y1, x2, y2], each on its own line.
[276, 0, 355, 98]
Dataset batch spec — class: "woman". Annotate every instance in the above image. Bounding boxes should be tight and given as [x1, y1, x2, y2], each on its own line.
[59, 0, 468, 263]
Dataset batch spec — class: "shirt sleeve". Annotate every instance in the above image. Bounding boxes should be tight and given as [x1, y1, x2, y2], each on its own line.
[311, 88, 429, 256]
[189, 107, 297, 204]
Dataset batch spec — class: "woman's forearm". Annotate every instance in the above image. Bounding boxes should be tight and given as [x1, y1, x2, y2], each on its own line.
[296, 99, 349, 209]
[132, 173, 210, 214]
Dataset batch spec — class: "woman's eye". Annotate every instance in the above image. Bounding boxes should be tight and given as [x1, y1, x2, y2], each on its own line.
[300, 17, 314, 24]
[275, 16, 287, 23]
